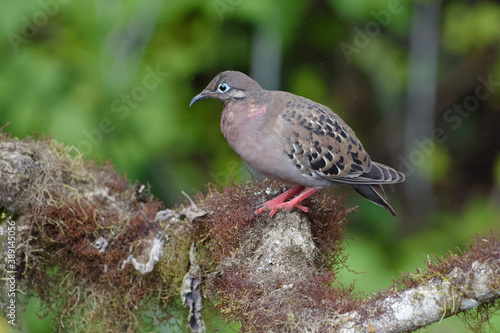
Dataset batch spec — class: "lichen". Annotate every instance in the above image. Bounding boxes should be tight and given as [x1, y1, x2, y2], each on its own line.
[0, 133, 192, 332]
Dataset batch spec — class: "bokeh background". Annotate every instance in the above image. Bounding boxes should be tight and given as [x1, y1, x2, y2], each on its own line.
[1, 0, 500, 332]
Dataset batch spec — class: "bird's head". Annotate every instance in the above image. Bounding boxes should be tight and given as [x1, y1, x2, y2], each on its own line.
[189, 71, 263, 107]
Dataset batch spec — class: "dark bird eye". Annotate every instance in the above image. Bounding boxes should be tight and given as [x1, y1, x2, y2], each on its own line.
[217, 83, 230, 93]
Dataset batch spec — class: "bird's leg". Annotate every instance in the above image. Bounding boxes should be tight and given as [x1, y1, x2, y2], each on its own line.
[255, 186, 319, 218]
[255, 186, 304, 217]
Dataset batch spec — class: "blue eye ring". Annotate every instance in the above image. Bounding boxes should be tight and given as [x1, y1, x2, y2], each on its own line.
[217, 83, 230, 93]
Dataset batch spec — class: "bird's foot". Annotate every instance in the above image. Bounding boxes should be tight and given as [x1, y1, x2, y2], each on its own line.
[255, 186, 318, 218]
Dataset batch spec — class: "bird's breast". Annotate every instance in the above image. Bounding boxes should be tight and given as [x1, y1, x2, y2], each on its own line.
[220, 103, 267, 141]
[220, 103, 272, 169]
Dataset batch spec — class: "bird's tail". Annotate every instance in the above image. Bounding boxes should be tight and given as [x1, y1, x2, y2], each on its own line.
[351, 184, 399, 217]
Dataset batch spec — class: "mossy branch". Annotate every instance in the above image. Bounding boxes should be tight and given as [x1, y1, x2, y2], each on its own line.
[336, 256, 500, 332]
[0, 133, 499, 332]
[0, 133, 192, 332]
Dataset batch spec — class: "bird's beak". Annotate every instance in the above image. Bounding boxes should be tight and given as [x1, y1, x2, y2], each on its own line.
[189, 90, 211, 107]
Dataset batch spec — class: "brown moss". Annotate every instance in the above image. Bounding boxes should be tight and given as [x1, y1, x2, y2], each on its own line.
[361, 232, 500, 330]
[192, 179, 358, 332]
[193, 179, 262, 264]
[0, 134, 191, 332]
[308, 190, 357, 270]
[461, 299, 500, 333]
[5, 133, 495, 331]
[395, 232, 500, 291]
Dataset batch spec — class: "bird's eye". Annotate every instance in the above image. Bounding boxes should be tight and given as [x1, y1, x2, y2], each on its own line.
[217, 83, 230, 93]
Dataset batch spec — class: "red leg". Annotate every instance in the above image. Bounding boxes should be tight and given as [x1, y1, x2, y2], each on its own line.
[255, 186, 319, 218]
[255, 186, 304, 217]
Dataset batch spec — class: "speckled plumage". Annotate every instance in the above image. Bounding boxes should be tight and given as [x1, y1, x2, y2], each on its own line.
[190, 71, 405, 217]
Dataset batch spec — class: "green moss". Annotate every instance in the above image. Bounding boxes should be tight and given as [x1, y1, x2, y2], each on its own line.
[0, 134, 189, 332]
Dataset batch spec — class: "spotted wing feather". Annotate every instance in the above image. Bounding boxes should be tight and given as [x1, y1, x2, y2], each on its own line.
[278, 96, 372, 183]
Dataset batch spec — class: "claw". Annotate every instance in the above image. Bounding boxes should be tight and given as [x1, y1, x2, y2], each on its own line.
[254, 186, 318, 218]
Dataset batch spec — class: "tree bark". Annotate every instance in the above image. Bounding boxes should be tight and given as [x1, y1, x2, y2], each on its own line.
[0, 134, 499, 332]
[336, 259, 500, 332]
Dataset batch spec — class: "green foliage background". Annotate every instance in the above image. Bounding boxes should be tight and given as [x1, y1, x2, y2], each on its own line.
[1, 0, 499, 331]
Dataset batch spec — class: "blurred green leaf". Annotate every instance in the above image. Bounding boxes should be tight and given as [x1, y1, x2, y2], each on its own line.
[443, 2, 500, 54]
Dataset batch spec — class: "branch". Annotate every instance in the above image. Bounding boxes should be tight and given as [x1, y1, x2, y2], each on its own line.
[0, 133, 499, 332]
[193, 191, 499, 331]
[337, 257, 500, 332]
[0, 134, 192, 331]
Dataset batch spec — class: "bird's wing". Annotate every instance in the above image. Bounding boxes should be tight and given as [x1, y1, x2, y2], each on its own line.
[276, 95, 374, 182]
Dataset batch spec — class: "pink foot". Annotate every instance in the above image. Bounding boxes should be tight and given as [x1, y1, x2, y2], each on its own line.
[255, 186, 319, 218]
